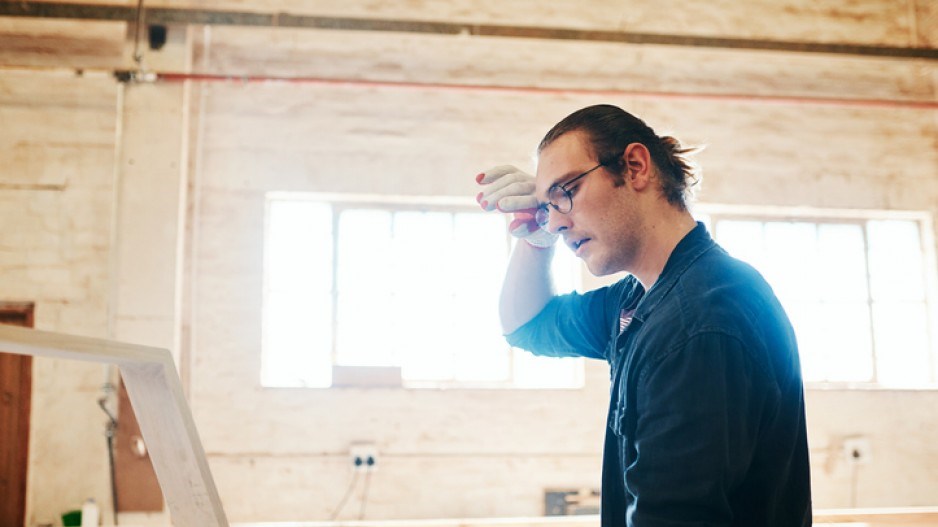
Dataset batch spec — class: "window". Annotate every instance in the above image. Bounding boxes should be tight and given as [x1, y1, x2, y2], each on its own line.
[262, 194, 583, 389]
[698, 208, 937, 387]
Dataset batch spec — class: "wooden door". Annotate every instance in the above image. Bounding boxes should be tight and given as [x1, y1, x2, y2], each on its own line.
[0, 302, 35, 527]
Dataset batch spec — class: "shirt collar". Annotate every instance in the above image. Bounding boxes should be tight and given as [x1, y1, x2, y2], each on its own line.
[631, 221, 716, 323]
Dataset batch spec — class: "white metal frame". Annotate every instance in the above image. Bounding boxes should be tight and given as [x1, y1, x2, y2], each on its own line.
[0, 324, 228, 527]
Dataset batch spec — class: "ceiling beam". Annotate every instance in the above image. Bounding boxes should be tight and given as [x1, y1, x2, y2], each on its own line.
[1, 1, 937, 61]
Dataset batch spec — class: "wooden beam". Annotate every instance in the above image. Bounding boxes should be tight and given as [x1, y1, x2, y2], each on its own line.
[0, 325, 228, 527]
[0, 1, 936, 61]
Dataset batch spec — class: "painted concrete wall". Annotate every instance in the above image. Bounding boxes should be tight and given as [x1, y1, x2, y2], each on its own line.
[1, 0, 937, 524]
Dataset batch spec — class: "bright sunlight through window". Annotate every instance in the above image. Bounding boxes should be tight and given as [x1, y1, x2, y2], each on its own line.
[702, 213, 937, 387]
[262, 195, 583, 389]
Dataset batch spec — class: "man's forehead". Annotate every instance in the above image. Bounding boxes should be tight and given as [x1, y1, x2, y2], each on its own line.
[535, 131, 593, 191]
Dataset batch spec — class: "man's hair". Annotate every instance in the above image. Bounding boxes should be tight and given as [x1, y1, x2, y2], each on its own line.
[537, 104, 701, 210]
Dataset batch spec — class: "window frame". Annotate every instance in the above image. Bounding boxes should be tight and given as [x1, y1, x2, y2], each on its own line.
[695, 203, 938, 390]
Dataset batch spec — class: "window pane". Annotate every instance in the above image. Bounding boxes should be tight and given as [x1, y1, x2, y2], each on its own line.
[786, 302, 821, 382]
[392, 211, 455, 295]
[867, 220, 925, 302]
[552, 244, 580, 294]
[818, 223, 868, 302]
[398, 293, 456, 382]
[266, 200, 332, 294]
[513, 352, 582, 389]
[796, 301, 874, 383]
[262, 290, 332, 388]
[263, 200, 333, 387]
[453, 349, 510, 383]
[452, 296, 511, 383]
[266, 200, 584, 388]
[873, 302, 931, 386]
[453, 213, 508, 298]
[335, 292, 396, 367]
[449, 213, 514, 383]
[337, 209, 392, 293]
[715, 220, 765, 270]
[762, 222, 819, 305]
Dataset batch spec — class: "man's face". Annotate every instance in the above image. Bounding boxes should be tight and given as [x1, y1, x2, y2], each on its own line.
[535, 131, 641, 276]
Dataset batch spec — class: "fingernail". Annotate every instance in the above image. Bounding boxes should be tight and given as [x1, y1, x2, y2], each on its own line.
[475, 192, 483, 203]
[475, 173, 485, 183]
[480, 200, 489, 209]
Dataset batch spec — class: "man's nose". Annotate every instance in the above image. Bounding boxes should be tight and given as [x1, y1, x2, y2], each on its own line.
[546, 211, 571, 234]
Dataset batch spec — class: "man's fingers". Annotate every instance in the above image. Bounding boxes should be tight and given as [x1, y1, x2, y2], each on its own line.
[477, 165, 525, 185]
[478, 177, 535, 211]
[496, 196, 537, 213]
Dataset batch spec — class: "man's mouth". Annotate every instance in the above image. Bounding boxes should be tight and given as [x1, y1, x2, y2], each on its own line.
[571, 238, 591, 253]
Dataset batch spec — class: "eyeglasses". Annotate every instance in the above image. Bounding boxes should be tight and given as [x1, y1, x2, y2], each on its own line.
[534, 162, 605, 228]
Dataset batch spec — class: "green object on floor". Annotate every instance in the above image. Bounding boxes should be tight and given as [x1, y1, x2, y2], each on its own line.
[62, 509, 82, 527]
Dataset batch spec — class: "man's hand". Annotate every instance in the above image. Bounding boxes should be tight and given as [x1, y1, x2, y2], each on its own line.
[476, 165, 558, 248]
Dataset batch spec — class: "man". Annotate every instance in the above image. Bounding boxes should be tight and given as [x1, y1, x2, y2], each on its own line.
[475, 104, 811, 526]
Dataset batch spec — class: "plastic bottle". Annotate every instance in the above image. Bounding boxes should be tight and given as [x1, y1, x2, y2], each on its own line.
[80, 498, 99, 527]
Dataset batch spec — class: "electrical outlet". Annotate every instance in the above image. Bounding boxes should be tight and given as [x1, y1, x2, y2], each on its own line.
[843, 436, 872, 465]
[349, 442, 378, 473]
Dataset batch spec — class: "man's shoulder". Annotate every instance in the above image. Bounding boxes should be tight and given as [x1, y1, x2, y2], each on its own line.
[682, 245, 778, 307]
[654, 246, 792, 344]
[561, 273, 643, 315]
[632, 248, 799, 389]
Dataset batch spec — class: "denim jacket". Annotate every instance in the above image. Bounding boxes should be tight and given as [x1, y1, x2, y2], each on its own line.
[507, 223, 812, 526]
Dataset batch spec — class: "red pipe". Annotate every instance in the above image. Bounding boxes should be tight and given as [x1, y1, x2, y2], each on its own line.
[156, 71, 938, 110]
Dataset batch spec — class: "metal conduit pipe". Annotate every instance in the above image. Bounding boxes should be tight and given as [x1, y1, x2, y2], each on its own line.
[149, 71, 938, 110]
[1, 64, 936, 110]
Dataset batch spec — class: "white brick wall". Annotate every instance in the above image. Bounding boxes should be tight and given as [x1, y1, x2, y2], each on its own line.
[0, 73, 117, 526]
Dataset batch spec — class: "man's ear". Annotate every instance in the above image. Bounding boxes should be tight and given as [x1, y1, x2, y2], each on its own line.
[623, 143, 652, 190]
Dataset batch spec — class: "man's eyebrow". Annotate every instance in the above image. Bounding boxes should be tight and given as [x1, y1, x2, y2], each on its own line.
[550, 170, 584, 190]
[539, 170, 581, 202]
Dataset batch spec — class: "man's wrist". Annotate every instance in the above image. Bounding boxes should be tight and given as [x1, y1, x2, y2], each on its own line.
[523, 231, 558, 249]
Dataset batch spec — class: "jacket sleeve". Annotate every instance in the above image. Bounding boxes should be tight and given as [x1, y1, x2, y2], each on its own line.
[625, 331, 777, 526]
[504, 280, 628, 361]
